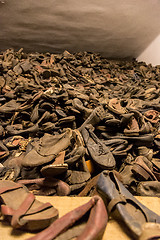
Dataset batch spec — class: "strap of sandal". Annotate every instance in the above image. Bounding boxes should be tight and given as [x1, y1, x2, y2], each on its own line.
[107, 194, 127, 213]
[1, 192, 35, 228]
[1, 201, 52, 218]
[0, 183, 23, 194]
[11, 192, 35, 228]
[107, 194, 150, 222]
[1, 192, 52, 228]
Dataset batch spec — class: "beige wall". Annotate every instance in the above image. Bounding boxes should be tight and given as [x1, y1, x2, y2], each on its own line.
[0, 0, 160, 60]
[137, 34, 160, 66]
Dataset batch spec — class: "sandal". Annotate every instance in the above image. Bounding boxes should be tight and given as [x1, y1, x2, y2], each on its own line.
[27, 195, 107, 240]
[0, 180, 59, 231]
[97, 171, 160, 239]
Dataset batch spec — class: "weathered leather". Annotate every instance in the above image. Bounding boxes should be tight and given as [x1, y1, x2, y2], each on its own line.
[97, 171, 160, 239]
[101, 133, 154, 147]
[132, 156, 157, 181]
[27, 195, 108, 240]
[81, 127, 116, 169]
[0, 180, 58, 231]
[78, 106, 105, 131]
[21, 129, 72, 167]
[137, 181, 160, 197]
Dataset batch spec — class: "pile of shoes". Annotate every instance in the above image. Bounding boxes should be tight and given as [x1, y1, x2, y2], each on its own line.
[0, 48, 160, 197]
[0, 48, 160, 239]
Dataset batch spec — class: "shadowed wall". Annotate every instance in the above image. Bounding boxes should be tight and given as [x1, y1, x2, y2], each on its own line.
[0, 0, 160, 59]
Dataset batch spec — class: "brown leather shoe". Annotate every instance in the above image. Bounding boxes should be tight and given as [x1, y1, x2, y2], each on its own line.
[81, 126, 116, 169]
